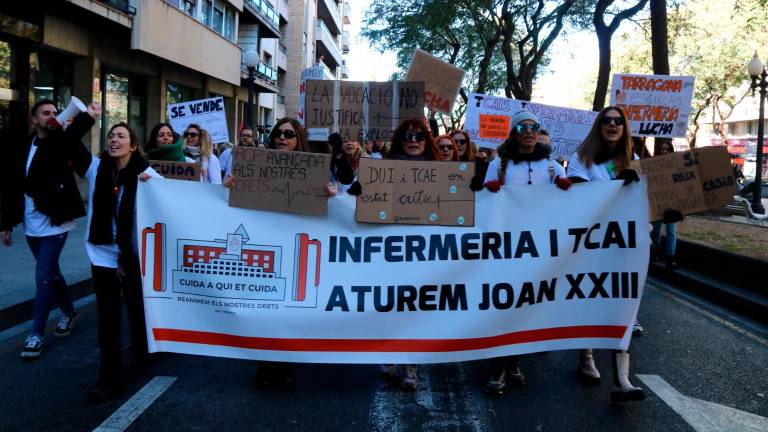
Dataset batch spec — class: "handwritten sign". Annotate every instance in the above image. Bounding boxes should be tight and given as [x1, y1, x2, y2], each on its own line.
[167, 96, 230, 144]
[405, 49, 466, 114]
[465, 93, 597, 160]
[228, 148, 332, 215]
[356, 159, 475, 226]
[610, 74, 695, 138]
[149, 160, 200, 181]
[630, 146, 737, 221]
[298, 65, 326, 125]
[304, 80, 424, 142]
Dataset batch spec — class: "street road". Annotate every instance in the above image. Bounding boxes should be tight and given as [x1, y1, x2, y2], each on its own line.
[1, 279, 766, 432]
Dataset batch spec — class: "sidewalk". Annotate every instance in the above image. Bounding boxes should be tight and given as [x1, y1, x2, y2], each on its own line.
[0, 217, 92, 313]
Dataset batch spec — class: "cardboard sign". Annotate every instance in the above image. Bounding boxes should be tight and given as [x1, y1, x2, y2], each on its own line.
[356, 159, 475, 226]
[298, 66, 326, 125]
[631, 146, 737, 221]
[228, 148, 332, 215]
[465, 93, 597, 160]
[304, 80, 424, 142]
[167, 96, 230, 144]
[610, 74, 695, 138]
[149, 160, 201, 182]
[405, 49, 466, 114]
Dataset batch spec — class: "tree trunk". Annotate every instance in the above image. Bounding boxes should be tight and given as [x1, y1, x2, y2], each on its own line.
[650, 0, 671, 153]
[592, 30, 612, 111]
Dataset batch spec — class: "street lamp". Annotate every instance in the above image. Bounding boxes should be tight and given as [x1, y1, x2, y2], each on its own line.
[747, 52, 766, 214]
[244, 49, 259, 129]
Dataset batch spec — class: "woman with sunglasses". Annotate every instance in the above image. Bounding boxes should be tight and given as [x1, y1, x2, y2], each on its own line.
[436, 134, 460, 162]
[566, 106, 646, 403]
[481, 110, 570, 396]
[81, 122, 162, 401]
[183, 124, 222, 184]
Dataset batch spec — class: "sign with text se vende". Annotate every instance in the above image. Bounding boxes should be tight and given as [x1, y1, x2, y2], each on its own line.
[149, 160, 200, 182]
[405, 48, 466, 114]
[228, 147, 332, 215]
[304, 80, 425, 142]
[356, 159, 475, 226]
[464, 93, 597, 160]
[167, 96, 230, 144]
[610, 74, 695, 138]
[630, 146, 737, 221]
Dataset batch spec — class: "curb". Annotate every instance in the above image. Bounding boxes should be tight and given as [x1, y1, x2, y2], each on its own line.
[0, 278, 94, 332]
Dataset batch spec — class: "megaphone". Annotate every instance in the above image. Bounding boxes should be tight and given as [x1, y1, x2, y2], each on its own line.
[56, 96, 87, 126]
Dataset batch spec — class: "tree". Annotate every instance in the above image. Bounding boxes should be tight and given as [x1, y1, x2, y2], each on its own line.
[591, 0, 649, 111]
[613, 0, 768, 147]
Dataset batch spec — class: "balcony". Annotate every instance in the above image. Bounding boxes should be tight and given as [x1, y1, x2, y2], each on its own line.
[243, 0, 280, 38]
[343, 2, 350, 25]
[341, 62, 349, 79]
[97, 0, 136, 15]
[342, 31, 350, 54]
[318, 61, 336, 80]
[317, 0, 342, 36]
[241, 60, 279, 93]
[277, 0, 289, 23]
[315, 19, 343, 68]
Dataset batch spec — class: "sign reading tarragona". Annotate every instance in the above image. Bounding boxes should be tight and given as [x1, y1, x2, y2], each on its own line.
[137, 180, 649, 364]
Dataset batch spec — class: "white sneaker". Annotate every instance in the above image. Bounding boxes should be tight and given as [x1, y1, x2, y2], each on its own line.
[55, 313, 78, 337]
[21, 334, 44, 359]
[632, 320, 644, 336]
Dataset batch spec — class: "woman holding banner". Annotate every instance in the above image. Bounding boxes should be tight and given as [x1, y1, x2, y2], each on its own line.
[145, 123, 186, 162]
[566, 106, 646, 403]
[481, 110, 571, 396]
[183, 124, 222, 184]
[82, 122, 162, 401]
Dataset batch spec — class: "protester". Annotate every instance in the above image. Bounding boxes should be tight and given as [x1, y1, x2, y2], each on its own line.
[370, 141, 386, 159]
[650, 141, 681, 269]
[566, 106, 646, 403]
[364, 140, 375, 155]
[333, 138, 367, 193]
[79, 122, 162, 401]
[222, 126, 255, 178]
[481, 110, 570, 395]
[632, 137, 652, 159]
[183, 124, 222, 184]
[450, 130, 476, 162]
[537, 129, 553, 155]
[435, 134, 460, 162]
[1, 99, 98, 359]
[145, 123, 185, 162]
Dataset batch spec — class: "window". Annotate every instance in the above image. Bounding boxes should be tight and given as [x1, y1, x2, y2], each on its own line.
[201, 0, 212, 26]
[224, 8, 236, 41]
[167, 82, 194, 106]
[181, 0, 196, 16]
[212, 5, 224, 33]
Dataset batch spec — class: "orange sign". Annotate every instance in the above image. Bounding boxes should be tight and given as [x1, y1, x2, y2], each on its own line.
[479, 114, 510, 139]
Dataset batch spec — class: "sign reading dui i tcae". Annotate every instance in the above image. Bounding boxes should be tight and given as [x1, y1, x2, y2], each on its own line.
[304, 80, 424, 142]
[228, 147, 332, 215]
[356, 159, 475, 226]
[630, 146, 737, 221]
[149, 160, 201, 181]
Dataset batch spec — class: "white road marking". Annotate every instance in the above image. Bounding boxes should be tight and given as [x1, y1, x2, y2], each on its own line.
[637, 374, 768, 432]
[93, 376, 177, 432]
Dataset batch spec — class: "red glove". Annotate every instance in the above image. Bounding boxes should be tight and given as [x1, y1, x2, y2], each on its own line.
[554, 176, 572, 190]
[484, 179, 503, 192]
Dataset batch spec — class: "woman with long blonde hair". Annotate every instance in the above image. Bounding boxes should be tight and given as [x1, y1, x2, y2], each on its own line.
[183, 124, 222, 184]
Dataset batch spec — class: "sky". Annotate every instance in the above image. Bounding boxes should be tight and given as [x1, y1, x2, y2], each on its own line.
[346, 1, 611, 108]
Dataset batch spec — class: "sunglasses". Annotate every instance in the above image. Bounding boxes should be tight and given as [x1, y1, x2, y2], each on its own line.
[601, 116, 625, 126]
[454, 139, 467, 145]
[405, 131, 427, 142]
[275, 129, 297, 139]
[438, 144, 453, 150]
[183, 132, 198, 138]
[514, 123, 540, 134]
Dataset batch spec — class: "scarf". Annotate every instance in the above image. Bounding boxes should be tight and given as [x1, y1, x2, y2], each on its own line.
[184, 145, 209, 178]
[88, 151, 149, 259]
[499, 143, 550, 164]
[147, 138, 186, 162]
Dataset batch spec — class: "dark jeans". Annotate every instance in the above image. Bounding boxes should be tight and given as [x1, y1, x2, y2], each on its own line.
[26, 233, 74, 336]
[91, 263, 148, 386]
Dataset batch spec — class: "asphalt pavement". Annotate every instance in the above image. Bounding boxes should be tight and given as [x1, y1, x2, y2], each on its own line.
[1, 279, 766, 432]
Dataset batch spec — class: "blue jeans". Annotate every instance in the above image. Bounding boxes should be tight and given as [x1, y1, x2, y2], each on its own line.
[26, 233, 75, 336]
[651, 221, 677, 257]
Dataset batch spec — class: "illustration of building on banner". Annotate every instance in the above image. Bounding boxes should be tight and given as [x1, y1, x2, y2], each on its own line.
[172, 225, 287, 301]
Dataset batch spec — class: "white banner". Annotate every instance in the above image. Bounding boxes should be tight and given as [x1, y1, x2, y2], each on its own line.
[464, 93, 597, 160]
[610, 74, 695, 138]
[167, 96, 230, 144]
[137, 179, 649, 364]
